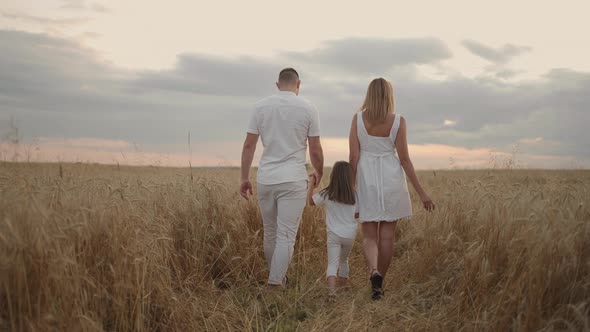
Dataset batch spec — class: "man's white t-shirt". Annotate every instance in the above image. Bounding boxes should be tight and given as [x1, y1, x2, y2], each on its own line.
[312, 193, 359, 239]
[247, 91, 320, 185]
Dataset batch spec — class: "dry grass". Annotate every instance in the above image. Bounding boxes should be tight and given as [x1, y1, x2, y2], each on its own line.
[0, 162, 589, 331]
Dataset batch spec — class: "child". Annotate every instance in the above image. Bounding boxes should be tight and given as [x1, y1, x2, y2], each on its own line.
[307, 161, 359, 296]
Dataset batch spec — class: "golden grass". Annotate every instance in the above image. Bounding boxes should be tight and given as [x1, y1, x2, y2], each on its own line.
[0, 162, 589, 331]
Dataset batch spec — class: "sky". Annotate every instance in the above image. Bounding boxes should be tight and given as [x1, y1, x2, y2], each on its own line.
[0, 0, 589, 168]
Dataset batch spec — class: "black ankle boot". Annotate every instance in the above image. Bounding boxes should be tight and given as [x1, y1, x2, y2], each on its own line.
[370, 273, 383, 300]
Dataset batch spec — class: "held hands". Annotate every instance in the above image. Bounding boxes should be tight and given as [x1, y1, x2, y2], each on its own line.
[240, 179, 253, 200]
[420, 192, 435, 212]
[309, 171, 322, 188]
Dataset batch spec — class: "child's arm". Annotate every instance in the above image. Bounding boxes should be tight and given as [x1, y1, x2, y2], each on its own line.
[307, 175, 317, 206]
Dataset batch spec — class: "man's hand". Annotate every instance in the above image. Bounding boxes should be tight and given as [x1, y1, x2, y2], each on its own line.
[308, 136, 323, 188]
[240, 179, 253, 200]
[309, 171, 323, 188]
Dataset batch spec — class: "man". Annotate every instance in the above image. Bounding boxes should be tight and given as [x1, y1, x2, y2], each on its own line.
[240, 67, 324, 289]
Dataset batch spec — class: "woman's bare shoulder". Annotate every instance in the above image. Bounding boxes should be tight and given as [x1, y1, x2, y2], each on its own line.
[398, 114, 406, 126]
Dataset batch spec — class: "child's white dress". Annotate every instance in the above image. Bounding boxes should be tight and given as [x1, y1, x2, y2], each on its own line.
[356, 112, 412, 222]
[312, 193, 358, 278]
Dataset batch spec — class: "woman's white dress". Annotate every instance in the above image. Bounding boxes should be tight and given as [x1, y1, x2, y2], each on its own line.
[356, 112, 412, 222]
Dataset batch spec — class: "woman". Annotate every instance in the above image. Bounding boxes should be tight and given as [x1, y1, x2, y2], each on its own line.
[349, 78, 435, 300]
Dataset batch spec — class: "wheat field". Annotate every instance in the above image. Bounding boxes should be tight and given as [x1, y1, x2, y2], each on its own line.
[0, 162, 588, 331]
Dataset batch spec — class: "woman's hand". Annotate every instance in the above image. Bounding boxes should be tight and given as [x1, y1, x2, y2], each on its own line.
[420, 193, 435, 212]
[240, 179, 253, 200]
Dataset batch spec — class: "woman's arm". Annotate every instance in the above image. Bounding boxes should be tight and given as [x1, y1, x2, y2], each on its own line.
[395, 116, 435, 211]
[349, 114, 360, 187]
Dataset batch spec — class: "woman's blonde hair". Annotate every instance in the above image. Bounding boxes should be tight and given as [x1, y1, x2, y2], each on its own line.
[360, 78, 394, 122]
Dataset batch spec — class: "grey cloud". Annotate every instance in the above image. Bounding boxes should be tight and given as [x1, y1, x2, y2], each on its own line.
[59, 0, 109, 13]
[81, 31, 101, 39]
[402, 72, 590, 157]
[0, 11, 88, 27]
[1, 30, 588, 166]
[543, 68, 590, 87]
[0, 31, 123, 96]
[0, 31, 251, 145]
[462, 40, 531, 63]
[284, 38, 452, 75]
[132, 54, 279, 96]
[59, 0, 85, 10]
[480, 62, 526, 81]
[491, 69, 524, 79]
[132, 37, 451, 96]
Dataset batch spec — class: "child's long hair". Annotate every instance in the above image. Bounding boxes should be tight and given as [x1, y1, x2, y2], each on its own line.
[319, 161, 356, 205]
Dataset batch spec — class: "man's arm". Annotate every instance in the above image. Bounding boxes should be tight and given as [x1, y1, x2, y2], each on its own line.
[308, 136, 324, 187]
[306, 175, 317, 206]
[240, 133, 259, 200]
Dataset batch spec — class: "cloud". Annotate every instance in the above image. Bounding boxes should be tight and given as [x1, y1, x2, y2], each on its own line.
[59, 0, 85, 10]
[443, 120, 457, 127]
[492, 69, 524, 79]
[283, 38, 452, 75]
[462, 40, 531, 63]
[543, 68, 590, 86]
[132, 54, 280, 96]
[0, 30, 589, 168]
[132, 38, 451, 96]
[519, 137, 543, 144]
[80, 31, 101, 39]
[59, 0, 110, 13]
[0, 10, 88, 27]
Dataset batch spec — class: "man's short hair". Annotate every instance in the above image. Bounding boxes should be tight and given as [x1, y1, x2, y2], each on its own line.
[278, 68, 299, 85]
